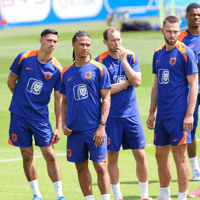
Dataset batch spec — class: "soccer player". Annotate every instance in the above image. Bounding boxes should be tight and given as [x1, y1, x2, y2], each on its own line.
[178, 2, 200, 181]
[146, 16, 198, 200]
[7, 29, 66, 200]
[60, 31, 111, 200]
[96, 27, 152, 200]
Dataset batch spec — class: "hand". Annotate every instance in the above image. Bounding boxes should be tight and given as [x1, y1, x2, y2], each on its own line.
[62, 125, 73, 136]
[52, 128, 61, 144]
[183, 114, 194, 132]
[116, 46, 128, 62]
[146, 114, 155, 130]
[93, 125, 106, 147]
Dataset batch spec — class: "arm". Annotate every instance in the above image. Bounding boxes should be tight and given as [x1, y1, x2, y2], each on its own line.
[110, 80, 130, 95]
[183, 73, 199, 132]
[117, 46, 141, 87]
[146, 75, 158, 130]
[53, 91, 62, 143]
[7, 71, 18, 93]
[61, 94, 72, 136]
[93, 88, 111, 147]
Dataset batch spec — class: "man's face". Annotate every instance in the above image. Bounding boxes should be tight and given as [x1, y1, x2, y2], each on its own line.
[72, 36, 92, 59]
[161, 22, 181, 45]
[104, 31, 122, 52]
[186, 8, 200, 28]
[40, 33, 58, 53]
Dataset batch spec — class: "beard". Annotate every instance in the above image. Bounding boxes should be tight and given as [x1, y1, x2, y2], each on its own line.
[164, 36, 177, 45]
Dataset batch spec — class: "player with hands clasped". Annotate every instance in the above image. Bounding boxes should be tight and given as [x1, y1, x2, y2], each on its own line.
[147, 16, 198, 200]
[7, 29, 66, 200]
[60, 31, 111, 200]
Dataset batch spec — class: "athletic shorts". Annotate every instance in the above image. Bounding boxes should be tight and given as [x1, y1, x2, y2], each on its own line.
[154, 112, 191, 146]
[106, 115, 146, 151]
[191, 94, 200, 140]
[66, 128, 107, 163]
[9, 113, 54, 147]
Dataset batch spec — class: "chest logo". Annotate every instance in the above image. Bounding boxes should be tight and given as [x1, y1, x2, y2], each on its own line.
[26, 78, 43, 95]
[158, 69, 169, 84]
[85, 72, 92, 80]
[73, 84, 88, 101]
[45, 71, 52, 80]
[169, 58, 176, 66]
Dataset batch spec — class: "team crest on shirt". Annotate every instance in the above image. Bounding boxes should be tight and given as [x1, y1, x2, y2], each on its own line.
[45, 71, 52, 80]
[73, 84, 88, 101]
[158, 69, 169, 84]
[169, 58, 176, 66]
[26, 78, 43, 95]
[12, 133, 17, 142]
[85, 72, 92, 80]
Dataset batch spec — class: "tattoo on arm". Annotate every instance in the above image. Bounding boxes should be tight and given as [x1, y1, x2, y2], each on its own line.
[9, 71, 17, 78]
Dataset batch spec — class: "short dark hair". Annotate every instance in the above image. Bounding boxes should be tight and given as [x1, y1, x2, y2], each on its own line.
[103, 27, 120, 41]
[187, 3, 200, 13]
[163, 16, 179, 27]
[41, 29, 58, 37]
[72, 31, 91, 61]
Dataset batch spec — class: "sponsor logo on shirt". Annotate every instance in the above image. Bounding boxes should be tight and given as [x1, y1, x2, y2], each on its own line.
[158, 69, 169, 84]
[26, 78, 43, 95]
[73, 84, 88, 101]
[44, 71, 52, 80]
[67, 149, 72, 158]
[12, 133, 17, 142]
[169, 57, 176, 66]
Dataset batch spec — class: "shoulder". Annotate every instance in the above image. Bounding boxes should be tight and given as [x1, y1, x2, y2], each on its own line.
[51, 57, 63, 72]
[90, 60, 105, 77]
[176, 42, 194, 62]
[178, 30, 189, 42]
[127, 50, 137, 63]
[153, 44, 165, 56]
[18, 50, 38, 65]
[61, 63, 74, 81]
[97, 51, 109, 63]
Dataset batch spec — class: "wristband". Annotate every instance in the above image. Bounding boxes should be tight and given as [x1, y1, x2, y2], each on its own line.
[149, 109, 155, 113]
[100, 121, 106, 125]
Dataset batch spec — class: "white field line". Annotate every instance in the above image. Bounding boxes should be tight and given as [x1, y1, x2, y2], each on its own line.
[1, 139, 200, 163]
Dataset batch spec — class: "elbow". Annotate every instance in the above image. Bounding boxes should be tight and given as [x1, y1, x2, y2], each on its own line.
[130, 79, 141, 88]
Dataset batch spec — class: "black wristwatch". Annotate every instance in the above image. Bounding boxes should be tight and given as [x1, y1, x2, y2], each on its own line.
[99, 121, 106, 125]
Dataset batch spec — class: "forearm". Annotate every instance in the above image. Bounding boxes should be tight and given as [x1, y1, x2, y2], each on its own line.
[111, 80, 130, 95]
[150, 83, 158, 111]
[7, 71, 18, 94]
[121, 59, 141, 87]
[61, 96, 67, 128]
[100, 99, 110, 123]
[187, 84, 198, 117]
[54, 92, 62, 130]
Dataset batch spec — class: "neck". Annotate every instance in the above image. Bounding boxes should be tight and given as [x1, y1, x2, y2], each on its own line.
[187, 26, 200, 35]
[37, 50, 53, 64]
[108, 50, 119, 59]
[74, 57, 90, 67]
[165, 41, 179, 51]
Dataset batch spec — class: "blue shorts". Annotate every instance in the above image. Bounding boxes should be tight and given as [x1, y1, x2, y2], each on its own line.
[154, 112, 191, 146]
[66, 128, 107, 163]
[9, 113, 54, 147]
[191, 94, 200, 140]
[106, 115, 146, 151]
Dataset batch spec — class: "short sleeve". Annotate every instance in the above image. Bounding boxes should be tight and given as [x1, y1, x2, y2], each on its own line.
[99, 64, 111, 89]
[9, 51, 27, 75]
[185, 48, 198, 76]
[127, 51, 141, 72]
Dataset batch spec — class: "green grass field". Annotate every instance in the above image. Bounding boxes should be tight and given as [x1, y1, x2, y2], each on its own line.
[0, 21, 200, 200]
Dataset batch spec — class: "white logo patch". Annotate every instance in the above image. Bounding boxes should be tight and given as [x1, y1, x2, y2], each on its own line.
[114, 75, 127, 83]
[158, 69, 169, 84]
[73, 84, 88, 101]
[26, 78, 43, 95]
